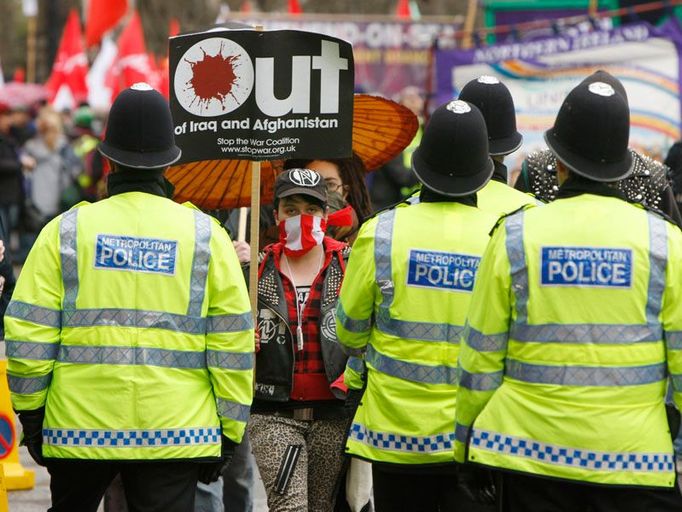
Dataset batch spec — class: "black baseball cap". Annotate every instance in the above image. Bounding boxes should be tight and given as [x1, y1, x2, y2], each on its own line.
[275, 168, 328, 204]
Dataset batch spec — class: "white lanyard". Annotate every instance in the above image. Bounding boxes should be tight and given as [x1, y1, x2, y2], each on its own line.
[283, 250, 324, 352]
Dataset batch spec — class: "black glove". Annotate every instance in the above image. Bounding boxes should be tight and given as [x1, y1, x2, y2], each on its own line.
[457, 463, 496, 505]
[17, 408, 45, 467]
[198, 435, 237, 484]
[344, 389, 363, 419]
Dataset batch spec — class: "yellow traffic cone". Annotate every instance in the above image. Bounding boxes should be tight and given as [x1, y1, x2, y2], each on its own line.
[0, 360, 35, 490]
[0, 464, 9, 512]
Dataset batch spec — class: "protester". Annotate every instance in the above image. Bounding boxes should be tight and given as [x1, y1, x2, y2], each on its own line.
[5, 84, 254, 512]
[0, 105, 25, 235]
[248, 168, 350, 512]
[0, 217, 15, 338]
[284, 153, 372, 245]
[23, 107, 81, 221]
[336, 100, 499, 511]
[455, 79, 682, 511]
[515, 70, 682, 227]
[663, 140, 682, 213]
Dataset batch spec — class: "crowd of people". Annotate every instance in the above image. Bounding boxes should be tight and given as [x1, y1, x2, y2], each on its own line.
[5, 68, 682, 512]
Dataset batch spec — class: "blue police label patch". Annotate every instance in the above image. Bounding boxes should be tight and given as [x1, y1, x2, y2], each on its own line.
[94, 235, 178, 275]
[540, 247, 632, 288]
[407, 249, 480, 292]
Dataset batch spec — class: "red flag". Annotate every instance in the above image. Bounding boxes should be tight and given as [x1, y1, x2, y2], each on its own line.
[45, 10, 89, 105]
[288, 0, 302, 14]
[106, 11, 156, 99]
[169, 18, 180, 38]
[395, 0, 410, 18]
[86, 0, 127, 47]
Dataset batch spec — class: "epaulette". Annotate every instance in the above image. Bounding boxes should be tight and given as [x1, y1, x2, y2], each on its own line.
[489, 204, 534, 237]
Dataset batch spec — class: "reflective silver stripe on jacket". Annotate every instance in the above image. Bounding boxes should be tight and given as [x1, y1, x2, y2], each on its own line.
[336, 302, 371, 334]
[5, 301, 61, 328]
[60, 209, 80, 311]
[510, 323, 662, 344]
[455, 422, 471, 444]
[58, 345, 207, 369]
[8, 374, 52, 394]
[373, 210, 464, 343]
[216, 398, 250, 423]
[188, 211, 211, 317]
[505, 212, 528, 324]
[347, 356, 365, 374]
[366, 344, 458, 385]
[44, 427, 221, 448]
[5, 340, 60, 360]
[207, 350, 254, 370]
[506, 359, 667, 386]
[62, 309, 206, 334]
[465, 325, 508, 352]
[646, 213, 667, 325]
[459, 368, 504, 391]
[206, 312, 253, 333]
[666, 332, 682, 350]
[471, 428, 674, 473]
[349, 423, 455, 454]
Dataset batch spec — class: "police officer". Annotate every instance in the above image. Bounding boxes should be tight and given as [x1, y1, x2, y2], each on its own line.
[336, 100, 499, 511]
[458, 75, 539, 215]
[5, 83, 254, 512]
[454, 79, 682, 511]
[515, 70, 682, 227]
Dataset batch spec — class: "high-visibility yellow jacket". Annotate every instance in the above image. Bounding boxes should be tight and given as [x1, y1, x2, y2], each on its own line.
[5, 192, 254, 461]
[336, 200, 499, 465]
[455, 193, 682, 488]
[476, 179, 540, 218]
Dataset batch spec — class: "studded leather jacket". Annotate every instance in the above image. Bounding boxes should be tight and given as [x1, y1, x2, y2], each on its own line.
[515, 148, 682, 228]
[253, 237, 350, 403]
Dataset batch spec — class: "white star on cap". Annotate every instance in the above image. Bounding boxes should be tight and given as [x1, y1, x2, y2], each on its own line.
[477, 75, 500, 85]
[588, 82, 615, 97]
[446, 100, 471, 114]
[131, 82, 154, 91]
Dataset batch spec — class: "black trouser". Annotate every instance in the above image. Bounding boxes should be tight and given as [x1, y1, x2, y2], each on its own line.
[501, 471, 682, 512]
[46, 459, 200, 512]
[372, 463, 497, 512]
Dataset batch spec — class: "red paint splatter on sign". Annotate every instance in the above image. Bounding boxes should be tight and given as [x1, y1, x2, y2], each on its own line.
[186, 43, 240, 112]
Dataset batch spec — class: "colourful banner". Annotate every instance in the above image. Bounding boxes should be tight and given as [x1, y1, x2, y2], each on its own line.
[233, 15, 460, 98]
[435, 19, 682, 172]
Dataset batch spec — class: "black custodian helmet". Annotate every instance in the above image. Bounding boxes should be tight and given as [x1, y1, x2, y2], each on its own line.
[99, 83, 182, 169]
[459, 75, 523, 156]
[544, 80, 632, 182]
[411, 100, 494, 196]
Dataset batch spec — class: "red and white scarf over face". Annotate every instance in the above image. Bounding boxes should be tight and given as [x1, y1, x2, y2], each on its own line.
[278, 214, 327, 257]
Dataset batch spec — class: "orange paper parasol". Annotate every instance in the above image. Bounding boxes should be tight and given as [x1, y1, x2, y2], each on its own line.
[166, 94, 418, 209]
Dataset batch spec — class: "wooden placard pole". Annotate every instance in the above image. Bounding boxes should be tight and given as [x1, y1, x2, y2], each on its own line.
[462, 0, 478, 50]
[248, 161, 261, 319]
[26, 15, 37, 83]
[237, 207, 248, 242]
